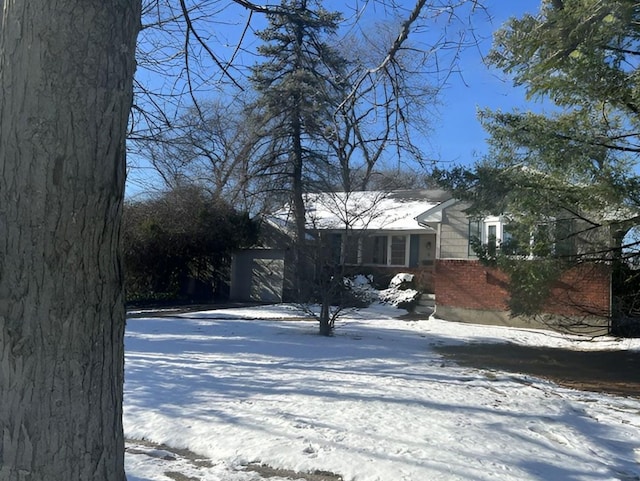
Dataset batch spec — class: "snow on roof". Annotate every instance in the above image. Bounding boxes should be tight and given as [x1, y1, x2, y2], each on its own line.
[269, 190, 450, 232]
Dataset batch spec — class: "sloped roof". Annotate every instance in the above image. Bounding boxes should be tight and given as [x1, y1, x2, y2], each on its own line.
[268, 189, 451, 232]
[415, 197, 460, 224]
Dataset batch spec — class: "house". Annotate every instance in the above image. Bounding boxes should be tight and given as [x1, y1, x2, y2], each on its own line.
[231, 189, 451, 301]
[417, 199, 613, 334]
[301, 189, 451, 288]
[230, 189, 613, 334]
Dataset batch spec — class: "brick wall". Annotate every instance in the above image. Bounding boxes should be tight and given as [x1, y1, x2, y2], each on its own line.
[545, 264, 611, 317]
[435, 260, 509, 311]
[435, 260, 611, 318]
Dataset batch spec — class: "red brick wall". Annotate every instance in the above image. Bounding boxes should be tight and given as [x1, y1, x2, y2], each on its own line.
[435, 260, 510, 311]
[545, 264, 611, 317]
[435, 260, 610, 317]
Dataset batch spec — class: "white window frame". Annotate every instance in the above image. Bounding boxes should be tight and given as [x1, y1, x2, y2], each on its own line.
[389, 234, 410, 267]
[483, 216, 504, 245]
[478, 216, 576, 259]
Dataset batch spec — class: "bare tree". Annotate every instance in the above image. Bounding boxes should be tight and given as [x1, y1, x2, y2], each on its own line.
[130, 0, 488, 197]
[139, 96, 271, 211]
[328, 20, 435, 191]
[303, 189, 417, 334]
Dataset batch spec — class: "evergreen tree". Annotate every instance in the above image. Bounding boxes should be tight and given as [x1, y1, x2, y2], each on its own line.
[249, 0, 348, 334]
[122, 185, 259, 302]
[436, 0, 640, 327]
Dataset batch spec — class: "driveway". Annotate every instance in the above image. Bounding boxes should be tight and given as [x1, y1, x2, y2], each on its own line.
[435, 343, 640, 398]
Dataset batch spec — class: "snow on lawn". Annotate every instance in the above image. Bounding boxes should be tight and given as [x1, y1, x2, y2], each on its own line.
[124, 304, 640, 481]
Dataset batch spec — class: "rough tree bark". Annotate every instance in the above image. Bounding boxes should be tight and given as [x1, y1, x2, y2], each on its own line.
[0, 1, 140, 480]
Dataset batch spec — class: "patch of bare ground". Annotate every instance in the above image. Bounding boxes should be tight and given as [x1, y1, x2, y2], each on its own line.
[164, 472, 199, 481]
[435, 343, 640, 398]
[125, 438, 343, 481]
[244, 463, 343, 481]
[125, 438, 213, 468]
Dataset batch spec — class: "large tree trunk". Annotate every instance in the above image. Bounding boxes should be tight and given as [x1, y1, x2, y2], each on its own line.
[0, 1, 140, 480]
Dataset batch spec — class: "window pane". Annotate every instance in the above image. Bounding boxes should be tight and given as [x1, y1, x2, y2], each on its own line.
[487, 224, 497, 257]
[391, 235, 406, 265]
[502, 224, 523, 256]
[344, 235, 359, 264]
[555, 219, 575, 257]
[373, 236, 388, 264]
[468, 219, 481, 256]
[362, 236, 387, 265]
[329, 234, 341, 264]
[532, 223, 552, 257]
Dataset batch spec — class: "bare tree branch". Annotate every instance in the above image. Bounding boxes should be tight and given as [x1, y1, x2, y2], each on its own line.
[179, 0, 244, 90]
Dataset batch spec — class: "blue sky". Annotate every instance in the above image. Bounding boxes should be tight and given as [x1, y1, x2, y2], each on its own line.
[431, 0, 542, 167]
[127, 0, 544, 196]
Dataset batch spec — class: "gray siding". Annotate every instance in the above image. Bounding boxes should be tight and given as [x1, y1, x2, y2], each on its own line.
[417, 233, 437, 265]
[231, 249, 286, 302]
[439, 201, 474, 259]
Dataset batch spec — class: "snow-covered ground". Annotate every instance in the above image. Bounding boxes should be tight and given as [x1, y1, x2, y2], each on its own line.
[124, 304, 640, 481]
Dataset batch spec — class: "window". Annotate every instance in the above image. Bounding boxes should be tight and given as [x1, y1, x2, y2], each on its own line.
[468, 217, 511, 257]
[390, 235, 407, 265]
[468, 219, 481, 256]
[362, 235, 388, 265]
[327, 233, 360, 265]
[531, 223, 553, 257]
[360, 234, 410, 266]
[468, 218, 502, 257]
[469, 217, 578, 259]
